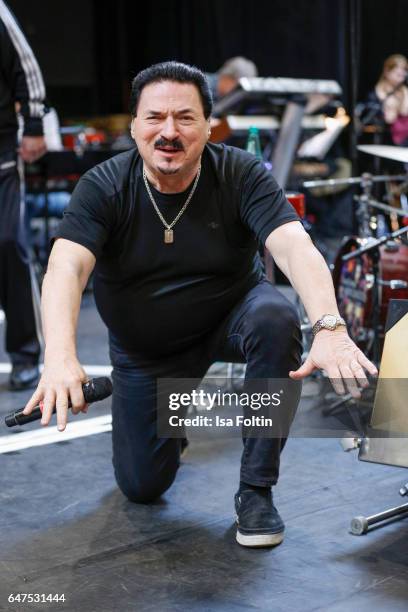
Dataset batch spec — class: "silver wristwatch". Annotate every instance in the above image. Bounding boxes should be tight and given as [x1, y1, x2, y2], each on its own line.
[312, 314, 346, 337]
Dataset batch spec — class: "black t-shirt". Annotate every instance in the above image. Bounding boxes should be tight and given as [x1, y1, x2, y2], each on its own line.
[56, 143, 299, 356]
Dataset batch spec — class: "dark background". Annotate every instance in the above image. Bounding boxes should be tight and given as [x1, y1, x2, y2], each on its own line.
[7, 0, 408, 118]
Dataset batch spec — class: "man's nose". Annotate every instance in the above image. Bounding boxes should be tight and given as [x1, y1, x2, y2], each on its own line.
[161, 117, 178, 140]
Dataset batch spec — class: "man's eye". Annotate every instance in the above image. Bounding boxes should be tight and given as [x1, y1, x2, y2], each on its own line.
[180, 117, 194, 122]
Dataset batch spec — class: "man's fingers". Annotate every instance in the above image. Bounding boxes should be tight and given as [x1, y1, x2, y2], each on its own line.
[339, 364, 362, 399]
[69, 382, 86, 415]
[23, 388, 44, 415]
[326, 365, 346, 395]
[55, 388, 69, 431]
[349, 358, 370, 388]
[289, 358, 315, 379]
[356, 351, 378, 377]
[41, 389, 56, 426]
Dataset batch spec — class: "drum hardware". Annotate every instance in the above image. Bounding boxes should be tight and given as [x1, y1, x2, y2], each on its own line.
[341, 225, 408, 260]
[344, 442, 408, 537]
[340, 433, 362, 452]
[340, 433, 408, 535]
[378, 279, 408, 290]
[350, 503, 408, 536]
[400, 483, 408, 496]
[303, 173, 406, 191]
[342, 296, 408, 536]
[383, 240, 400, 252]
[358, 196, 408, 221]
[320, 226, 408, 420]
[341, 225, 408, 364]
[354, 193, 372, 238]
[340, 437, 408, 535]
[333, 226, 408, 356]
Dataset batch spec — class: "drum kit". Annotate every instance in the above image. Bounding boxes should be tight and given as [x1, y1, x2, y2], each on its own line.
[303, 144, 408, 535]
[302, 144, 408, 365]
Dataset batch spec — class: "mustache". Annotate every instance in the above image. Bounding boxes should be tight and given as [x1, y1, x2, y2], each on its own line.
[154, 137, 184, 151]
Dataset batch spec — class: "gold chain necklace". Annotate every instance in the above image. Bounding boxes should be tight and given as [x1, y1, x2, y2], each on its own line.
[142, 165, 201, 244]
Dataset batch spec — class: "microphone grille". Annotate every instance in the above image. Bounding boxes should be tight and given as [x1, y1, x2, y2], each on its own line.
[83, 377, 113, 403]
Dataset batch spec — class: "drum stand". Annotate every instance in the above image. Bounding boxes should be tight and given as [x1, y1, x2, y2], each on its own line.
[343, 435, 408, 535]
[350, 499, 408, 535]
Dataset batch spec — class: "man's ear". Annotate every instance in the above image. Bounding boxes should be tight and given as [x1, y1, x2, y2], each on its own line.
[130, 119, 136, 139]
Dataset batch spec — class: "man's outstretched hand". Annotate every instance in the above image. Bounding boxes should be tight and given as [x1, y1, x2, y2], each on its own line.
[289, 329, 378, 397]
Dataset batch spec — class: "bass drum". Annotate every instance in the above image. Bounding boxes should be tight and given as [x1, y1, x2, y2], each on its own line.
[333, 237, 408, 352]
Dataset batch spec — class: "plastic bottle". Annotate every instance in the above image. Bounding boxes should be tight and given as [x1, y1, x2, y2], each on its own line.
[246, 126, 262, 160]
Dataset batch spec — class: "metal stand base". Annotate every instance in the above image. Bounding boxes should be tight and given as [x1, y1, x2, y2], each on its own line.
[350, 484, 408, 535]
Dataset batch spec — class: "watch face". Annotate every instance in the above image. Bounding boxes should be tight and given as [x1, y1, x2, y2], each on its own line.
[323, 315, 337, 329]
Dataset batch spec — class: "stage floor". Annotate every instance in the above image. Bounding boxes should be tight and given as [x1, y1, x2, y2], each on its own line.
[1, 292, 408, 612]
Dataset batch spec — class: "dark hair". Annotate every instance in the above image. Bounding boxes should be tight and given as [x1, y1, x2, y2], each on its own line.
[130, 61, 213, 119]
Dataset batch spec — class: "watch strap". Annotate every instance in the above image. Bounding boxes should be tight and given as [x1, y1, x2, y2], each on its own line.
[312, 315, 346, 337]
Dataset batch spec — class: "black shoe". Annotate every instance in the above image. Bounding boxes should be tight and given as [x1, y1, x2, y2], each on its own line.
[9, 364, 40, 391]
[235, 487, 285, 547]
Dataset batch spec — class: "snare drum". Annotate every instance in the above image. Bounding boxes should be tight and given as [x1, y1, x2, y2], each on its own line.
[333, 237, 408, 350]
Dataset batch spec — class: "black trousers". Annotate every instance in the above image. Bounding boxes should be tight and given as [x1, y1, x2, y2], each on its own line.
[0, 151, 40, 364]
[110, 280, 303, 503]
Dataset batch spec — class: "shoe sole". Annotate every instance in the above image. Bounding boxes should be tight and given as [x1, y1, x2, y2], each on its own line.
[236, 529, 284, 547]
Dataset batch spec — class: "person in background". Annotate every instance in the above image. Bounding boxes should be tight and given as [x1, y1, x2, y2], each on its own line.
[375, 54, 408, 146]
[207, 56, 258, 102]
[0, 1, 47, 389]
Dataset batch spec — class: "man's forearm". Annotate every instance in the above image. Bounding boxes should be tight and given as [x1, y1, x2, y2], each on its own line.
[275, 233, 340, 325]
[41, 265, 83, 361]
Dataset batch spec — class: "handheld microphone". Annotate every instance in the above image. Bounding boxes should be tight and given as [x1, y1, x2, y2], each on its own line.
[4, 377, 113, 428]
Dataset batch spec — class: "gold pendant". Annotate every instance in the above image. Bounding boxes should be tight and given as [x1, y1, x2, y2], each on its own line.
[164, 229, 174, 244]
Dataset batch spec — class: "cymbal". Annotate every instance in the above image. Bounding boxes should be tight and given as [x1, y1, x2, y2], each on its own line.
[304, 173, 406, 189]
[358, 144, 408, 164]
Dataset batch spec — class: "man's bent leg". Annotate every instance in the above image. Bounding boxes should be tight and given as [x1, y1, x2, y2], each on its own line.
[111, 368, 180, 503]
[110, 348, 210, 504]
[206, 280, 302, 546]
[207, 280, 303, 487]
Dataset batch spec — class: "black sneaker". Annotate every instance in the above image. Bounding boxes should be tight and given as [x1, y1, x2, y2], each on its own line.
[9, 364, 40, 391]
[235, 487, 285, 547]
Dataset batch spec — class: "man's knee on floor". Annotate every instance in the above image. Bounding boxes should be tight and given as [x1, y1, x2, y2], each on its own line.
[114, 464, 178, 503]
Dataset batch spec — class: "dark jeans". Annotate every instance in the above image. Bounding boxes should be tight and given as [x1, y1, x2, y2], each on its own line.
[0, 151, 41, 365]
[110, 280, 303, 503]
